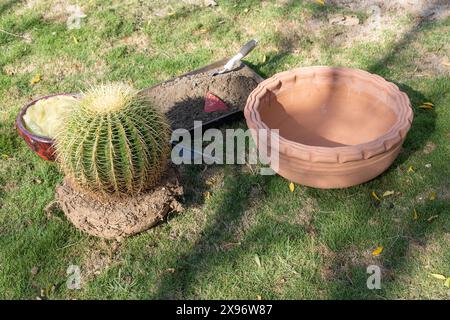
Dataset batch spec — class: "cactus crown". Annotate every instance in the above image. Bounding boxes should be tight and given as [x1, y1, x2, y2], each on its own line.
[55, 83, 171, 195]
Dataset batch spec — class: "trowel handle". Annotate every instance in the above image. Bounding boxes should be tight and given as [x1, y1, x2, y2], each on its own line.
[218, 39, 259, 74]
[239, 39, 258, 57]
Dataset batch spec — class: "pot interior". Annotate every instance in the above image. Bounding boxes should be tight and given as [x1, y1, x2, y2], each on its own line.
[258, 74, 398, 147]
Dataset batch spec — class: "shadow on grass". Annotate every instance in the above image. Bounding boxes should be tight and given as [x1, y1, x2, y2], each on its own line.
[154, 168, 268, 299]
[393, 83, 437, 167]
[366, 1, 447, 78]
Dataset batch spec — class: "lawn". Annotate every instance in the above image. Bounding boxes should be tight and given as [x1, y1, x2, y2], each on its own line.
[0, 0, 449, 300]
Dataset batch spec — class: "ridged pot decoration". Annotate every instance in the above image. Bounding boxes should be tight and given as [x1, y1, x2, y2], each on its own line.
[244, 66, 413, 188]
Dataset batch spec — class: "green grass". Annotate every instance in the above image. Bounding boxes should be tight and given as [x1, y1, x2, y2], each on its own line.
[0, 0, 449, 299]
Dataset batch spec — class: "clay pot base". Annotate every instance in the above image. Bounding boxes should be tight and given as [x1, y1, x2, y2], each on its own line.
[56, 167, 183, 240]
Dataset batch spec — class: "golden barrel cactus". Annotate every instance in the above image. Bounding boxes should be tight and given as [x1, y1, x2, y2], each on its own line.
[55, 83, 171, 195]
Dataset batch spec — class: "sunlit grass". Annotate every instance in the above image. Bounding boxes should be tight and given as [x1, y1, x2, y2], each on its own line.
[0, 0, 449, 299]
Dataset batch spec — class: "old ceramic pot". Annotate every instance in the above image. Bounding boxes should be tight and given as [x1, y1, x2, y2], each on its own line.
[244, 66, 413, 188]
[16, 93, 77, 161]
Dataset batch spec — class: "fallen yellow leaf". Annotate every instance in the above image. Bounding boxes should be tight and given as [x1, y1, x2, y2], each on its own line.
[262, 54, 267, 63]
[72, 36, 78, 44]
[422, 102, 434, 107]
[427, 215, 439, 222]
[430, 273, 446, 280]
[256, 295, 262, 300]
[445, 278, 450, 288]
[372, 246, 383, 256]
[429, 191, 436, 200]
[407, 166, 414, 173]
[413, 208, 418, 220]
[254, 254, 262, 268]
[382, 190, 395, 197]
[371, 191, 381, 201]
[315, 0, 325, 5]
[30, 73, 41, 85]
[204, 191, 211, 200]
[419, 104, 433, 110]
[289, 182, 295, 192]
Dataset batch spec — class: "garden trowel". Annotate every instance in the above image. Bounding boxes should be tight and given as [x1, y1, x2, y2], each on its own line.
[211, 39, 258, 76]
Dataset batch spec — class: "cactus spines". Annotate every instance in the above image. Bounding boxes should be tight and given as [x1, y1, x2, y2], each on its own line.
[55, 83, 171, 195]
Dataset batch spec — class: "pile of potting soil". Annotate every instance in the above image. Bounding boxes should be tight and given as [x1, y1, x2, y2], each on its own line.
[56, 166, 183, 240]
[142, 65, 261, 130]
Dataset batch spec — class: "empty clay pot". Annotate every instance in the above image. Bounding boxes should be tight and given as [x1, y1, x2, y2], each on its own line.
[244, 66, 413, 188]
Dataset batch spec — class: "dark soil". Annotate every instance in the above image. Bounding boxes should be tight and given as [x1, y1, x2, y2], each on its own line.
[56, 166, 184, 240]
[141, 63, 262, 130]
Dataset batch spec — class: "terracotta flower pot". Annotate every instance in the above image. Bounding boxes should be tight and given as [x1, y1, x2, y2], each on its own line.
[16, 93, 77, 161]
[244, 66, 413, 188]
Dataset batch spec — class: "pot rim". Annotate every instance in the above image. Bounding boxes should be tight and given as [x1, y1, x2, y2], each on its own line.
[16, 93, 79, 143]
[244, 66, 414, 164]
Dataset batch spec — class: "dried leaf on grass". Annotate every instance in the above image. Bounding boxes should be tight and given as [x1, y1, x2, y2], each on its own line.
[430, 273, 446, 280]
[289, 182, 295, 192]
[30, 73, 41, 85]
[382, 190, 395, 197]
[430, 273, 450, 288]
[372, 246, 383, 256]
[419, 102, 434, 110]
[413, 208, 419, 220]
[254, 254, 262, 268]
[371, 191, 381, 201]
